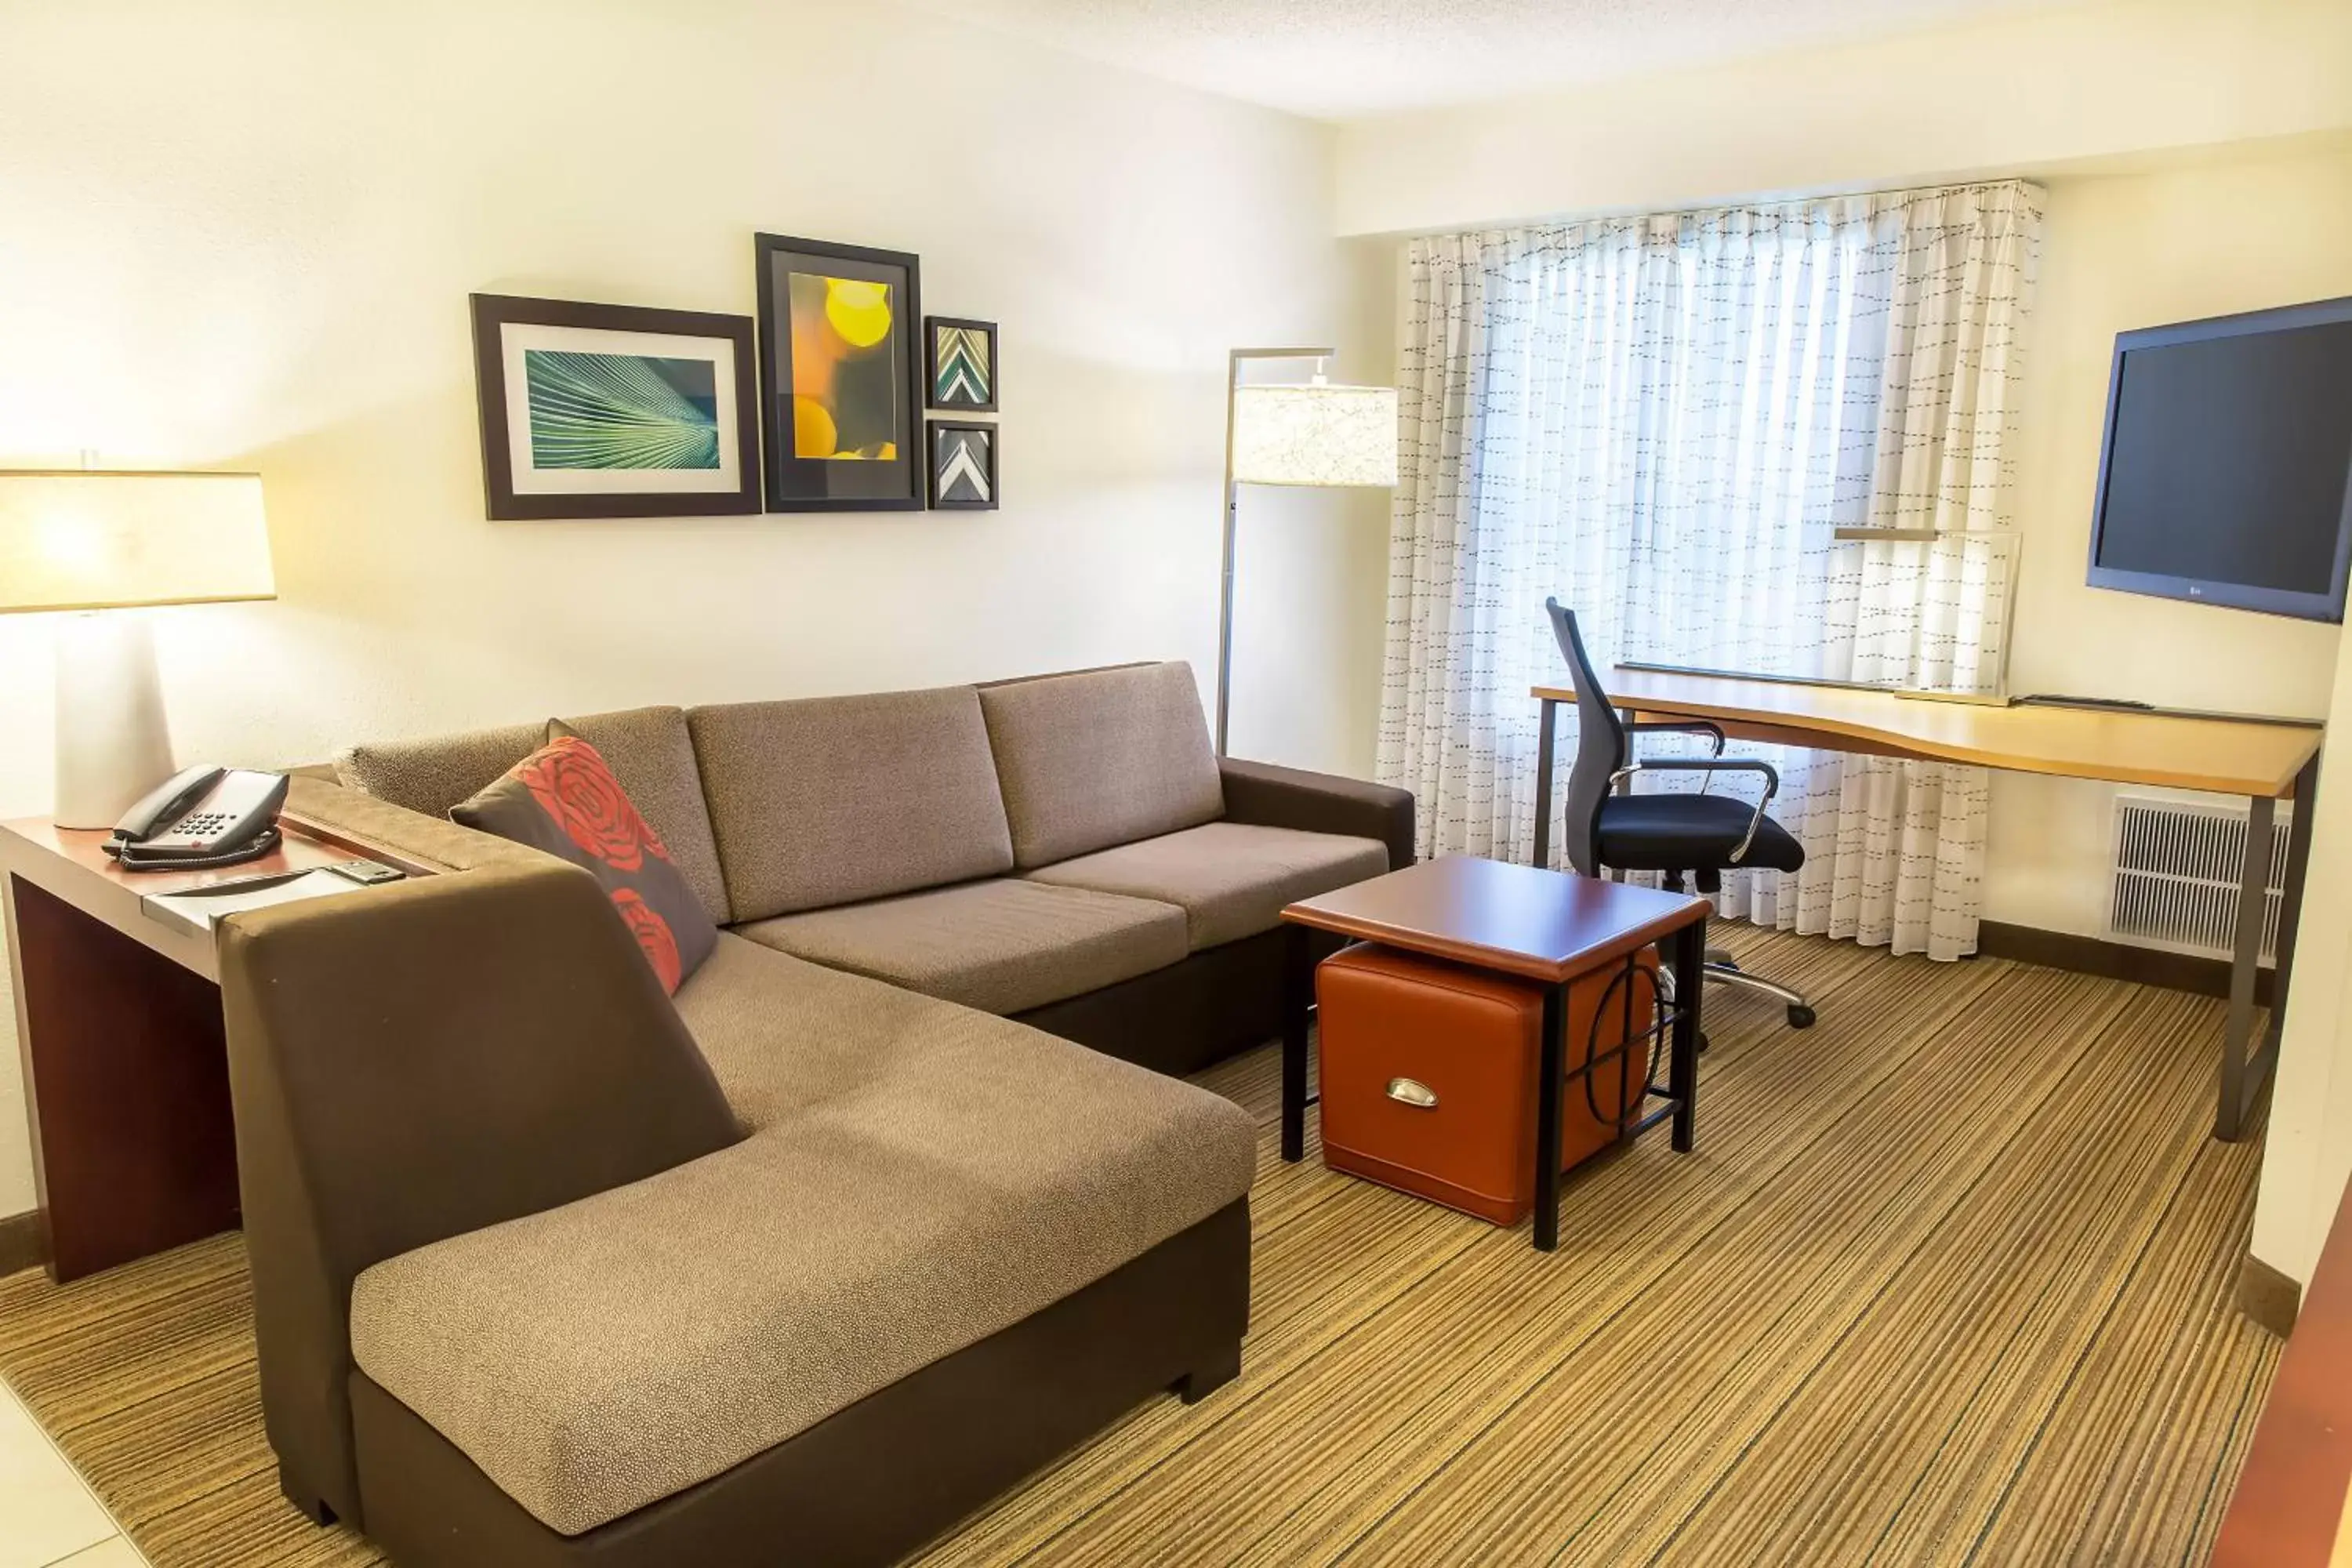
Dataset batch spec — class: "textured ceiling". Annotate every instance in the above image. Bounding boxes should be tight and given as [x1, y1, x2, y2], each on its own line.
[898, 0, 2071, 120]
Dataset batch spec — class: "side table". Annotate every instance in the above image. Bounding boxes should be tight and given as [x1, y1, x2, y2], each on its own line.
[1279, 855, 1710, 1251]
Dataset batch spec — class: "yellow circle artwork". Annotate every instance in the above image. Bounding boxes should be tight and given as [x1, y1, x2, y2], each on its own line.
[825, 280, 893, 349]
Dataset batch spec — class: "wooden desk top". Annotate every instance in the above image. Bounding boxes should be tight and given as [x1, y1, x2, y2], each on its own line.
[1532, 667, 2323, 799]
[1282, 855, 1707, 984]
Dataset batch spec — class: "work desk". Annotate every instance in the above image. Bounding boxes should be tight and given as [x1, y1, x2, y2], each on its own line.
[1531, 667, 2321, 1142]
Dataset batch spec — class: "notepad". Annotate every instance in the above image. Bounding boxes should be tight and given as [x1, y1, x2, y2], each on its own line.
[140, 868, 368, 937]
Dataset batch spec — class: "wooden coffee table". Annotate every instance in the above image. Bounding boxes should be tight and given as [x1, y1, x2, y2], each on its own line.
[1279, 855, 1711, 1251]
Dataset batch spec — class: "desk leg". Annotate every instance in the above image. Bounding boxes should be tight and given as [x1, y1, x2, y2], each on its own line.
[1280, 922, 1312, 1163]
[1670, 920, 1704, 1152]
[2216, 794, 2280, 1142]
[6, 874, 240, 1282]
[1534, 985, 1566, 1252]
[2268, 753, 2320, 1060]
[1532, 698, 1556, 871]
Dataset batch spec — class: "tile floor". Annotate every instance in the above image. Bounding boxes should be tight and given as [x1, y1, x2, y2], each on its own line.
[0, 1378, 151, 1568]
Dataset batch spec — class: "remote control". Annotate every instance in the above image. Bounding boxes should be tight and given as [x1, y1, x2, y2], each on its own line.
[326, 858, 406, 886]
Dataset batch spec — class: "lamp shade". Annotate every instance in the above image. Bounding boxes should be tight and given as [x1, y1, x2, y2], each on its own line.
[1231, 382, 1399, 488]
[0, 470, 274, 614]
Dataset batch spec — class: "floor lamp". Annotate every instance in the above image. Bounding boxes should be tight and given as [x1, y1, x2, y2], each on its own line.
[1218, 348, 1398, 756]
[0, 471, 275, 826]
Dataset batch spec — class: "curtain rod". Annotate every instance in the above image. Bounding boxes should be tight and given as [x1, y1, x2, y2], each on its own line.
[1406, 175, 2043, 247]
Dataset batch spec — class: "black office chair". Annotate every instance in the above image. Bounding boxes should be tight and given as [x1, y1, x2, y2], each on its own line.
[1544, 597, 1816, 1029]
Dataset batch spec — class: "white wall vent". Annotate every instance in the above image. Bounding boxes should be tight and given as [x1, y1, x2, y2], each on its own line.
[2106, 793, 2291, 964]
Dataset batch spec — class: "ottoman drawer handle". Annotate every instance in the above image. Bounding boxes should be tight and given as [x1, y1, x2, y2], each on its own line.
[1386, 1077, 1439, 1109]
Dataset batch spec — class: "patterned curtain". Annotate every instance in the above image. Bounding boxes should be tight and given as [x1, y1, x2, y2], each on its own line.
[1379, 181, 2042, 960]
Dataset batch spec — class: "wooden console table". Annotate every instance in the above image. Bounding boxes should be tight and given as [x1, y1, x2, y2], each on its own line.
[2, 814, 419, 1282]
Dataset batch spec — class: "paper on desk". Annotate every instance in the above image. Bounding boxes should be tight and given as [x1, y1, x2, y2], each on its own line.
[140, 868, 366, 937]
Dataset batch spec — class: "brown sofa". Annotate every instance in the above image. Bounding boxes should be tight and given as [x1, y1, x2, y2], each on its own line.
[220, 661, 1411, 1567]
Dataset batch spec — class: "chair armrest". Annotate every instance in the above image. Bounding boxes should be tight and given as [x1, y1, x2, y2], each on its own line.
[1219, 758, 1417, 871]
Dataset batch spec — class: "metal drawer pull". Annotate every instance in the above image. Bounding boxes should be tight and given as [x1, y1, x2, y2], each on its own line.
[1386, 1077, 1439, 1109]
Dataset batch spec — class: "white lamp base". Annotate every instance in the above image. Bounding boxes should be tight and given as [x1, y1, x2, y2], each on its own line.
[53, 613, 176, 829]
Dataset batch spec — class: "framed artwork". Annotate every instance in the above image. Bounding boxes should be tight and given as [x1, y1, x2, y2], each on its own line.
[469, 294, 760, 520]
[925, 316, 997, 412]
[928, 420, 998, 510]
[753, 234, 924, 512]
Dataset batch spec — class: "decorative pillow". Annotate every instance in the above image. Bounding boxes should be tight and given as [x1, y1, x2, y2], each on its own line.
[449, 735, 717, 994]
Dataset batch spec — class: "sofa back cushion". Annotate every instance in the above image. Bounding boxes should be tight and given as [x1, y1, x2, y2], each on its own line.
[978, 662, 1225, 869]
[338, 707, 731, 924]
[688, 686, 1014, 920]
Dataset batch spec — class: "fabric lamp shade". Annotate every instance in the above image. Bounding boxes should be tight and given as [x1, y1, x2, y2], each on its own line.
[0, 471, 274, 614]
[1231, 382, 1399, 488]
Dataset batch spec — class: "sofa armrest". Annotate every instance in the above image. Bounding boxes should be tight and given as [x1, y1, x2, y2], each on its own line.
[1218, 759, 1416, 871]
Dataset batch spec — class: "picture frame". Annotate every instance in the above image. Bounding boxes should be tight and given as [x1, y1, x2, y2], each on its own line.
[925, 316, 998, 412]
[928, 420, 999, 511]
[753, 234, 924, 512]
[469, 294, 760, 521]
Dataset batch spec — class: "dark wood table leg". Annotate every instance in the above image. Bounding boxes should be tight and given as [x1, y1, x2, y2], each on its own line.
[1670, 918, 1704, 1152]
[1280, 921, 1312, 1163]
[8, 873, 240, 1282]
[1534, 983, 1566, 1251]
[2267, 752, 2320, 1062]
[1531, 697, 1556, 870]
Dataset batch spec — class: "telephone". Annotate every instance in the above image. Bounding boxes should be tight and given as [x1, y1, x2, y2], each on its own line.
[105, 766, 289, 872]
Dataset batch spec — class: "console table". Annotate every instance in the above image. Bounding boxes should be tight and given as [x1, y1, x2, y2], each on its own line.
[2, 814, 419, 1282]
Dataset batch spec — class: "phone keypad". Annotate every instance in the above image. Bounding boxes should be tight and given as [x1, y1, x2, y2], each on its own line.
[174, 812, 233, 838]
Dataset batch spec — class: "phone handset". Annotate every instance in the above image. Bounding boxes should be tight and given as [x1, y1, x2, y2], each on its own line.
[106, 765, 289, 872]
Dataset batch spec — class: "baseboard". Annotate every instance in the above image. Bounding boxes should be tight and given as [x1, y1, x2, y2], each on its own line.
[0, 1209, 42, 1280]
[2238, 1253, 2303, 1338]
[1976, 921, 2274, 1005]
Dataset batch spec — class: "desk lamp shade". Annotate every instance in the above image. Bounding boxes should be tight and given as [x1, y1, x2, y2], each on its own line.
[1230, 381, 1399, 488]
[0, 472, 274, 827]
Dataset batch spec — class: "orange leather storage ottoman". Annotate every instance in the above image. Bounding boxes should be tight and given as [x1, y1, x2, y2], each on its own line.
[1316, 942, 1656, 1226]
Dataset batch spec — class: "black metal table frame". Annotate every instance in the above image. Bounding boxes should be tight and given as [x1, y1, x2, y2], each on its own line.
[1530, 691, 2320, 1144]
[1279, 917, 1708, 1252]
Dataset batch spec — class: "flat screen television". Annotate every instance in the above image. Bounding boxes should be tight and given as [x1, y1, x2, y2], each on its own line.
[2086, 295, 2352, 622]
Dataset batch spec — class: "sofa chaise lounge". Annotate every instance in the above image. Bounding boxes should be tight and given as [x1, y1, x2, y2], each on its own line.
[220, 660, 1412, 1567]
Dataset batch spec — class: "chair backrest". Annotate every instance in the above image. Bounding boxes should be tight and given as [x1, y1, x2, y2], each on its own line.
[1543, 598, 1624, 877]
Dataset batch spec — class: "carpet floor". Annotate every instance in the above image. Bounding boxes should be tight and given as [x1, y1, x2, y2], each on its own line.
[0, 928, 2281, 1566]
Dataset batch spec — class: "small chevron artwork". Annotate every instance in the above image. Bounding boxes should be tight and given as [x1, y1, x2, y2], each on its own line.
[925, 316, 997, 411]
[928, 421, 998, 510]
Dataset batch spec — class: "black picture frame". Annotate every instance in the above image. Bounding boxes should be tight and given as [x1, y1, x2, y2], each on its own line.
[924, 316, 998, 412]
[469, 294, 760, 521]
[927, 420, 998, 511]
[753, 234, 924, 513]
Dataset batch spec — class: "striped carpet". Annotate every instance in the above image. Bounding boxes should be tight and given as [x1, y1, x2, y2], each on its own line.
[0, 928, 2280, 1566]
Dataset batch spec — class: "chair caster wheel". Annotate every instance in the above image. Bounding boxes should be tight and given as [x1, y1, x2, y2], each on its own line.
[1787, 1005, 1817, 1029]
[1697, 1031, 1711, 1054]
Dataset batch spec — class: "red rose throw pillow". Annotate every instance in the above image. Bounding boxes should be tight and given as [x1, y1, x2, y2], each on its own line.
[450, 734, 717, 994]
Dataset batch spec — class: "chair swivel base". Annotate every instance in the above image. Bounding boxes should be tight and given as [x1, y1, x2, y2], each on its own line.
[1706, 960, 1816, 1029]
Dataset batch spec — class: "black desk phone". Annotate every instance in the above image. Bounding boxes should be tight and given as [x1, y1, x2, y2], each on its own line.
[106, 765, 289, 872]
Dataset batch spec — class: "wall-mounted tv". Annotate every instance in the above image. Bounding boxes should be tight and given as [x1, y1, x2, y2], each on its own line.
[2086, 295, 2352, 622]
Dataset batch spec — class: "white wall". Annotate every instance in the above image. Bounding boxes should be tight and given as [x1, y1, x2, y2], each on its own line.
[1334, 0, 2352, 239]
[0, 0, 1392, 1218]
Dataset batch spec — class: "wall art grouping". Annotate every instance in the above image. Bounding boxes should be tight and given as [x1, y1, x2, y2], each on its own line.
[468, 237, 1000, 519]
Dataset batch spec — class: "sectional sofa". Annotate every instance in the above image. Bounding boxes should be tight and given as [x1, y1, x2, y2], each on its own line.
[219, 661, 1412, 1567]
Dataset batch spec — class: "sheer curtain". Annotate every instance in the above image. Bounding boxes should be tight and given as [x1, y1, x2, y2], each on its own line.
[1378, 182, 2041, 960]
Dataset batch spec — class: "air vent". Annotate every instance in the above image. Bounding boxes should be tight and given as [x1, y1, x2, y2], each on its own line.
[2107, 794, 2291, 963]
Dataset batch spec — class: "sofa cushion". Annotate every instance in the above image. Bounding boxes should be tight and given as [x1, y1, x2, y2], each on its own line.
[336, 720, 543, 820]
[452, 736, 718, 994]
[1027, 821, 1390, 949]
[348, 933, 1256, 1537]
[978, 662, 1225, 869]
[550, 709, 730, 924]
[735, 877, 1185, 1015]
[689, 687, 1014, 921]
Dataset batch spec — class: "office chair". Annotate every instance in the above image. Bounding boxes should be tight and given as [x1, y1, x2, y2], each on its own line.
[1543, 597, 1816, 1030]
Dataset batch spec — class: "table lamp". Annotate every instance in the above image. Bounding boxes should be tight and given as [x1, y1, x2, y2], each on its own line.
[1218, 349, 1399, 754]
[0, 471, 274, 827]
